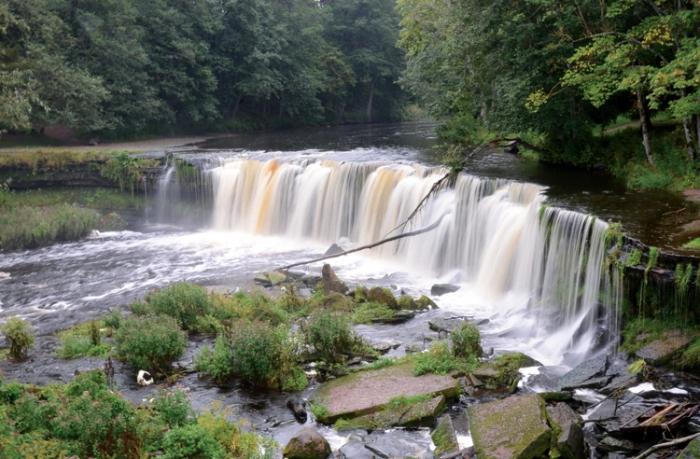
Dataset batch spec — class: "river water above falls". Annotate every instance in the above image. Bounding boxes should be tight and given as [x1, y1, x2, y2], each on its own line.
[0, 122, 694, 453]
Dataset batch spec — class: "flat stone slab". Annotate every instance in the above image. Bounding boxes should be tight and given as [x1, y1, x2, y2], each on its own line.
[636, 331, 692, 364]
[468, 394, 551, 459]
[313, 362, 460, 423]
[559, 355, 608, 390]
[337, 395, 446, 429]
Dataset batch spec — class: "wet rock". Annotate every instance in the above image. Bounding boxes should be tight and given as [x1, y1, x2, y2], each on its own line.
[372, 341, 401, 354]
[283, 427, 331, 459]
[336, 395, 446, 429]
[431, 284, 460, 296]
[585, 393, 648, 432]
[432, 414, 460, 458]
[546, 402, 585, 459]
[338, 441, 374, 459]
[635, 330, 693, 364]
[468, 394, 551, 459]
[363, 430, 434, 459]
[470, 352, 539, 393]
[366, 287, 398, 309]
[312, 362, 459, 424]
[598, 435, 638, 452]
[678, 436, 700, 458]
[540, 391, 573, 402]
[324, 243, 345, 256]
[429, 317, 467, 334]
[372, 310, 415, 324]
[286, 398, 308, 424]
[254, 270, 288, 287]
[321, 264, 348, 294]
[558, 355, 608, 390]
[397, 295, 417, 310]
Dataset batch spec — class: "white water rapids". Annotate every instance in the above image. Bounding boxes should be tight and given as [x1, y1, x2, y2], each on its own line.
[204, 158, 621, 366]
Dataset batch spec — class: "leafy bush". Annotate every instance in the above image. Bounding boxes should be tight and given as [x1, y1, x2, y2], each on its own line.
[198, 320, 306, 391]
[161, 424, 226, 459]
[351, 302, 396, 324]
[211, 291, 289, 326]
[197, 408, 273, 459]
[451, 322, 482, 358]
[57, 320, 111, 359]
[153, 390, 193, 428]
[115, 315, 186, 373]
[139, 283, 213, 332]
[1, 317, 35, 361]
[195, 335, 234, 383]
[305, 311, 360, 363]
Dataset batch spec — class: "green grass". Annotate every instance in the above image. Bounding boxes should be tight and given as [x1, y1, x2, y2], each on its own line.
[1, 188, 143, 210]
[56, 320, 114, 359]
[683, 238, 700, 250]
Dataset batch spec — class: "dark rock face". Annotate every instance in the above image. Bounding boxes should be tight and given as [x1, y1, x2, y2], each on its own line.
[321, 264, 348, 294]
[430, 284, 460, 296]
[283, 427, 331, 459]
[546, 403, 585, 459]
[324, 243, 345, 256]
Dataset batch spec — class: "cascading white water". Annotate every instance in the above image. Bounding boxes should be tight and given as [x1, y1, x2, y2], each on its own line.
[206, 158, 619, 365]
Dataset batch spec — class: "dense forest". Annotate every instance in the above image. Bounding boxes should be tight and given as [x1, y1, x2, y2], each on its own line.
[0, 0, 404, 139]
[397, 0, 700, 188]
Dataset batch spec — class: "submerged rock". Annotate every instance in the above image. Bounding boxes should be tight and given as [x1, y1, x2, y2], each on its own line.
[546, 402, 585, 459]
[431, 284, 460, 296]
[312, 362, 459, 424]
[431, 414, 460, 458]
[283, 427, 331, 459]
[468, 394, 551, 459]
[635, 330, 693, 364]
[321, 264, 348, 294]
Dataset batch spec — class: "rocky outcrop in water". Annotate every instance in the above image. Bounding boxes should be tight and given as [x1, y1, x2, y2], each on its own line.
[321, 264, 348, 294]
[283, 427, 331, 459]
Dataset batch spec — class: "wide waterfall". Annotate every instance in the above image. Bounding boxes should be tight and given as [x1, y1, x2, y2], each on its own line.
[166, 157, 620, 365]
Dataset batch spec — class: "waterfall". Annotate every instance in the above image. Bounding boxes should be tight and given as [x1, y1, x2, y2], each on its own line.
[190, 158, 619, 364]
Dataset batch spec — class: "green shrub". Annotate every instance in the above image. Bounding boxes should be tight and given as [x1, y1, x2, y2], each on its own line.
[413, 342, 463, 376]
[195, 335, 234, 383]
[451, 322, 482, 358]
[115, 315, 186, 373]
[103, 310, 123, 330]
[351, 302, 396, 324]
[197, 410, 271, 459]
[305, 311, 359, 363]
[211, 291, 289, 326]
[140, 283, 213, 332]
[153, 390, 193, 428]
[161, 424, 226, 459]
[56, 320, 111, 359]
[1, 317, 35, 361]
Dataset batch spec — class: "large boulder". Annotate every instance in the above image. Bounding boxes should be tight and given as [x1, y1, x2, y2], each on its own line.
[558, 355, 609, 390]
[635, 330, 693, 365]
[254, 270, 288, 287]
[336, 395, 446, 430]
[470, 352, 539, 393]
[468, 394, 551, 459]
[321, 264, 348, 294]
[283, 428, 331, 459]
[546, 403, 585, 459]
[312, 362, 459, 424]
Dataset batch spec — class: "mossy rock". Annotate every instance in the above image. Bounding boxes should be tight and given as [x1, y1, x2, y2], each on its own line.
[431, 414, 459, 457]
[468, 394, 551, 459]
[471, 352, 539, 392]
[253, 270, 288, 287]
[416, 295, 438, 309]
[335, 395, 446, 430]
[397, 295, 417, 310]
[366, 287, 398, 309]
[353, 286, 369, 303]
[311, 292, 354, 312]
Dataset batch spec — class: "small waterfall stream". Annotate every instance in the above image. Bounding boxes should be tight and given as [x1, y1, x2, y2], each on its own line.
[159, 157, 622, 365]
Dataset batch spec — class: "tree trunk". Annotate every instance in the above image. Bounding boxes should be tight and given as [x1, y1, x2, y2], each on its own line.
[682, 118, 696, 161]
[636, 88, 654, 166]
[695, 114, 700, 155]
[366, 80, 374, 123]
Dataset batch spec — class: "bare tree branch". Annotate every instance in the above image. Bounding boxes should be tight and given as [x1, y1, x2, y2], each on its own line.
[632, 432, 700, 459]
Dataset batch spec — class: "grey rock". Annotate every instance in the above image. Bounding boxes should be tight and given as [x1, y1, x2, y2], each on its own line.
[324, 243, 345, 256]
[321, 264, 348, 294]
[559, 355, 608, 390]
[428, 317, 467, 334]
[546, 402, 585, 459]
[430, 284, 460, 296]
[432, 415, 459, 458]
[283, 427, 332, 459]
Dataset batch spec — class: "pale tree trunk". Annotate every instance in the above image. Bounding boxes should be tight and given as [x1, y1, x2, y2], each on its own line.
[366, 80, 374, 123]
[682, 118, 696, 161]
[636, 88, 654, 166]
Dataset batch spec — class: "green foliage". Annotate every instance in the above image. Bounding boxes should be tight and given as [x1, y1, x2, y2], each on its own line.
[115, 315, 186, 373]
[153, 390, 193, 428]
[195, 335, 234, 384]
[309, 402, 329, 420]
[1, 316, 34, 361]
[625, 249, 643, 267]
[413, 342, 464, 376]
[0, 202, 100, 251]
[100, 153, 148, 194]
[159, 424, 227, 459]
[683, 238, 700, 250]
[351, 302, 396, 324]
[628, 359, 648, 376]
[451, 322, 482, 358]
[305, 311, 361, 364]
[679, 339, 700, 370]
[139, 283, 213, 333]
[56, 319, 112, 359]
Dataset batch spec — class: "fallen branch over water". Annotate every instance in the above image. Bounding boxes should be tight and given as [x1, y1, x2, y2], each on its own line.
[279, 213, 448, 270]
[632, 432, 700, 459]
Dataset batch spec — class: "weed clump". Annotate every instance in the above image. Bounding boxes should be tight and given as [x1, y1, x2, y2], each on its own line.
[115, 315, 186, 374]
[1, 317, 34, 361]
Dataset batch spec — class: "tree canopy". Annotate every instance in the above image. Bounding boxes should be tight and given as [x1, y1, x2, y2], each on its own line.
[0, 0, 405, 138]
